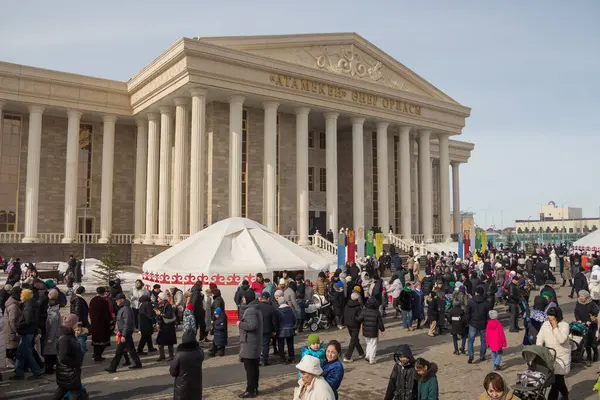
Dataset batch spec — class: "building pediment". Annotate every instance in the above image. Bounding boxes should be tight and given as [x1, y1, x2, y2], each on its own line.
[198, 33, 460, 105]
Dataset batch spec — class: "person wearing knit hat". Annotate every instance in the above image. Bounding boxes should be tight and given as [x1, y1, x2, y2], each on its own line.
[299, 334, 326, 378]
[14, 288, 43, 378]
[45, 279, 55, 289]
[485, 309, 507, 371]
[209, 306, 228, 357]
[63, 313, 79, 330]
[53, 313, 88, 398]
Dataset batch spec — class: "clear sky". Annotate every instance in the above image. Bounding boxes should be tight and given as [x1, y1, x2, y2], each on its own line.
[1, 0, 598, 229]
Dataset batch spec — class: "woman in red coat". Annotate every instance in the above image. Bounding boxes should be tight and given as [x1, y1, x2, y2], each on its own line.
[88, 287, 112, 361]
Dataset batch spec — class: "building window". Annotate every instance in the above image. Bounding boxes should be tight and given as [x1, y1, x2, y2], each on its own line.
[319, 168, 326, 192]
[308, 167, 314, 191]
[372, 132, 378, 228]
[569, 228, 574, 233]
[78, 217, 93, 235]
[319, 132, 326, 149]
[393, 135, 399, 233]
[77, 124, 93, 208]
[0, 115, 21, 232]
[308, 131, 315, 148]
[241, 109, 249, 217]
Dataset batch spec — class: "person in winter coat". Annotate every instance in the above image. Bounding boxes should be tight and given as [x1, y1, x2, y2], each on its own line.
[331, 281, 346, 328]
[14, 288, 43, 379]
[189, 281, 206, 340]
[507, 275, 522, 332]
[106, 293, 142, 372]
[574, 289, 599, 361]
[452, 285, 469, 311]
[572, 267, 589, 298]
[257, 292, 278, 365]
[478, 372, 521, 400]
[426, 291, 440, 337]
[182, 303, 197, 339]
[211, 288, 225, 316]
[356, 296, 385, 364]
[536, 306, 570, 400]
[561, 257, 572, 287]
[421, 275, 435, 297]
[322, 340, 344, 400]
[411, 283, 425, 330]
[156, 292, 178, 362]
[343, 292, 364, 361]
[89, 287, 112, 361]
[485, 310, 507, 371]
[70, 286, 89, 328]
[315, 272, 330, 297]
[130, 279, 149, 330]
[300, 334, 326, 369]
[209, 307, 227, 357]
[4, 287, 21, 362]
[235, 280, 251, 309]
[466, 287, 492, 364]
[448, 303, 467, 355]
[293, 355, 336, 400]
[415, 358, 438, 400]
[523, 296, 548, 346]
[589, 265, 600, 305]
[136, 294, 156, 354]
[387, 275, 403, 318]
[0, 308, 5, 374]
[399, 285, 414, 331]
[169, 287, 185, 324]
[53, 314, 87, 399]
[170, 330, 204, 400]
[276, 295, 296, 364]
[384, 344, 418, 400]
[43, 298, 62, 374]
[237, 291, 263, 398]
[0, 284, 11, 314]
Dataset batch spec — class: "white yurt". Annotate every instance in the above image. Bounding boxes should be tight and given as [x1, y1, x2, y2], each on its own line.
[142, 217, 329, 316]
[573, 230, 600, 251]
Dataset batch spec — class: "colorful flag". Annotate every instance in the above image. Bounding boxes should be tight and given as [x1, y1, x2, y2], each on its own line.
[458, 231, 464, 259]
[347, 230, 356, 263]
[463, 229, 470, 255]
[357, 227, 365, 258]
[481, 232, 487, 252]
[375, 233, 384, 258]
[475, 229, 482, 251]
[337, 232, 346, 268]
[366, 230, 375, 257]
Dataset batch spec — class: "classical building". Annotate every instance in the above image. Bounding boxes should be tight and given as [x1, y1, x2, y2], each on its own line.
[0, 33, 474, 263]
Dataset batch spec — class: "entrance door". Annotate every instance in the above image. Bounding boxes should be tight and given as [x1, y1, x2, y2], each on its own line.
[309, 210, 326, 235]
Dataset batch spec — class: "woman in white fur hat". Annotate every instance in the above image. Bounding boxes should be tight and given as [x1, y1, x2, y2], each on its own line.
[293, 354, 336, 400]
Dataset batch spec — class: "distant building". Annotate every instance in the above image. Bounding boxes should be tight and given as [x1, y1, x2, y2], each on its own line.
[450, 211, 475, 235]
[540, 201, 582, 220]
[515, 200, 597, 235]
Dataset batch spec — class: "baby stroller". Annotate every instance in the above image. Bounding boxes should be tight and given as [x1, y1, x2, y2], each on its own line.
[303, 294, 331, 332]
[511, 345, 556, 400]
[568, 321, 591, 367]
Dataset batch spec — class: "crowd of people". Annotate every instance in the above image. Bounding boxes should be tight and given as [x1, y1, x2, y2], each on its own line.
[1, 245, 600, 399]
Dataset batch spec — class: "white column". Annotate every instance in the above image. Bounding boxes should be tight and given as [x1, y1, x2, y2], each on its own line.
[170, 98, 189, 245]
[156, 107, 173, 246]
[452, 161, 461, 237]
[296, 107, 310, 246]
[98, 115, 117, 244]
[22, 105, 45, 243]
[411, 137, 419, 236]
[376, 122, 390, 232]
[189, 88, 207, 234]
[438, 133, 451, 241]
[263, 101, 279, 231]
[228, 95, 245, 218]
[352, 117, 365, 231]
[62, 110, 82, 243]
[398, 126, 412, 240]
[418, 130, 433, 243]
[324, 112, 339, 238]
[133, 119, 148, 244]
[143, 113, 160, 244]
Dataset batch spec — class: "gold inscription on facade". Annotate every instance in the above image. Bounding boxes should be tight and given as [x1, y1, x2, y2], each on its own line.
[269, 74, 422, 116]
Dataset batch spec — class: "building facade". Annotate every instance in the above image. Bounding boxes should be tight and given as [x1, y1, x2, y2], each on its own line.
[0, 33, 474, 261]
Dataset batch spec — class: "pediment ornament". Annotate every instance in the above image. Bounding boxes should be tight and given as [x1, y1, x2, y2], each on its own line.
[301, 44, 423, 94]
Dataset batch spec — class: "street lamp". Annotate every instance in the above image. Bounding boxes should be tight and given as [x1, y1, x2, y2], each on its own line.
[77, 203, 88, 276]
[561, 201, 571, 243]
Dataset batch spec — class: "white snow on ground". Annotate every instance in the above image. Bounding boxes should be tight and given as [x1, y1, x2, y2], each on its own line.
[425, 242, 459, 254]
[41, 258, 141, 291]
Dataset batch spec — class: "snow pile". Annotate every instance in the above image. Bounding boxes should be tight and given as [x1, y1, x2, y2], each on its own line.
[425, 242, 459, 254]
[42, 258, 141, 291]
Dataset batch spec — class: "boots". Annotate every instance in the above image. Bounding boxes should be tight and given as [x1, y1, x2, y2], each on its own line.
[167, 345, 174, 361]
[593, 347, 599, 362]
[157, 345, 166, 361]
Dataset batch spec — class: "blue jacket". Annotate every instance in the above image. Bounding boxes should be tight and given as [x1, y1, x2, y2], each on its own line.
[300, 344, 326, 365]
[322, 359, 344, 399]
[276, 305, 296, 338]
[411, 289, 425, 320]
[212, 312, 228, 347]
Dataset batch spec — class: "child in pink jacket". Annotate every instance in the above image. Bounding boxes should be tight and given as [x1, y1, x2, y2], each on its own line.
[485, 309, 507, 370]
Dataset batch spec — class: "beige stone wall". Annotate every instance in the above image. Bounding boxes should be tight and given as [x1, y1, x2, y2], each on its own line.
[246, 106, 264, 222]
[206, 102, 229, 223]
[337, 130, 352, 229]
[277, 112, 296, 235]
[15, 113, 135, 235]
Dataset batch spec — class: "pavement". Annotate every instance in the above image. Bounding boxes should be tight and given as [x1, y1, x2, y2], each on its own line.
[2, 282, 600, 399]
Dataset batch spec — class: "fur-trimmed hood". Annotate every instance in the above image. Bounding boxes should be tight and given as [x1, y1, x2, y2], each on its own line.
[420, 362, 438, 382]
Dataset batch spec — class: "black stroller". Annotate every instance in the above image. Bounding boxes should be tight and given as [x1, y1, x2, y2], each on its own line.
[569, 321, 591, 367]
[511, 345, 556, 400]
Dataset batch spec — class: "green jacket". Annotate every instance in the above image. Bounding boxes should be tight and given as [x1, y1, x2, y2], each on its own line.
[417, 363, 439, 400]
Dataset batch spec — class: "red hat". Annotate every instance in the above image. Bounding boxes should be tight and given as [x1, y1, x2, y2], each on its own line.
[186, 303, 194, 311]
[209, 283, 218, 290]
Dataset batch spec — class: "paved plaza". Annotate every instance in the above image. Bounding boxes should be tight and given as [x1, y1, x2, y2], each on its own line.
[2, 282, 599, 400]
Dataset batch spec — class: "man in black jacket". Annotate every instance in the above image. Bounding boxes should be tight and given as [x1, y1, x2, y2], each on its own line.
[507, 275, 521, 332]
[13, 288, 43, 379]
[343, 292, 365, 361]
[54, 314, 87, 399]
[465, 286, 492, 364]
[105, 294, 142, 372]
[257, 292, 278, 366]
[190, 281, 206, 339]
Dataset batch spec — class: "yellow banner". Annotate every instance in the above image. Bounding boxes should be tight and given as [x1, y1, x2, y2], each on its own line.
[481, 232, 487, 252]
[375, 233, 384, 258]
